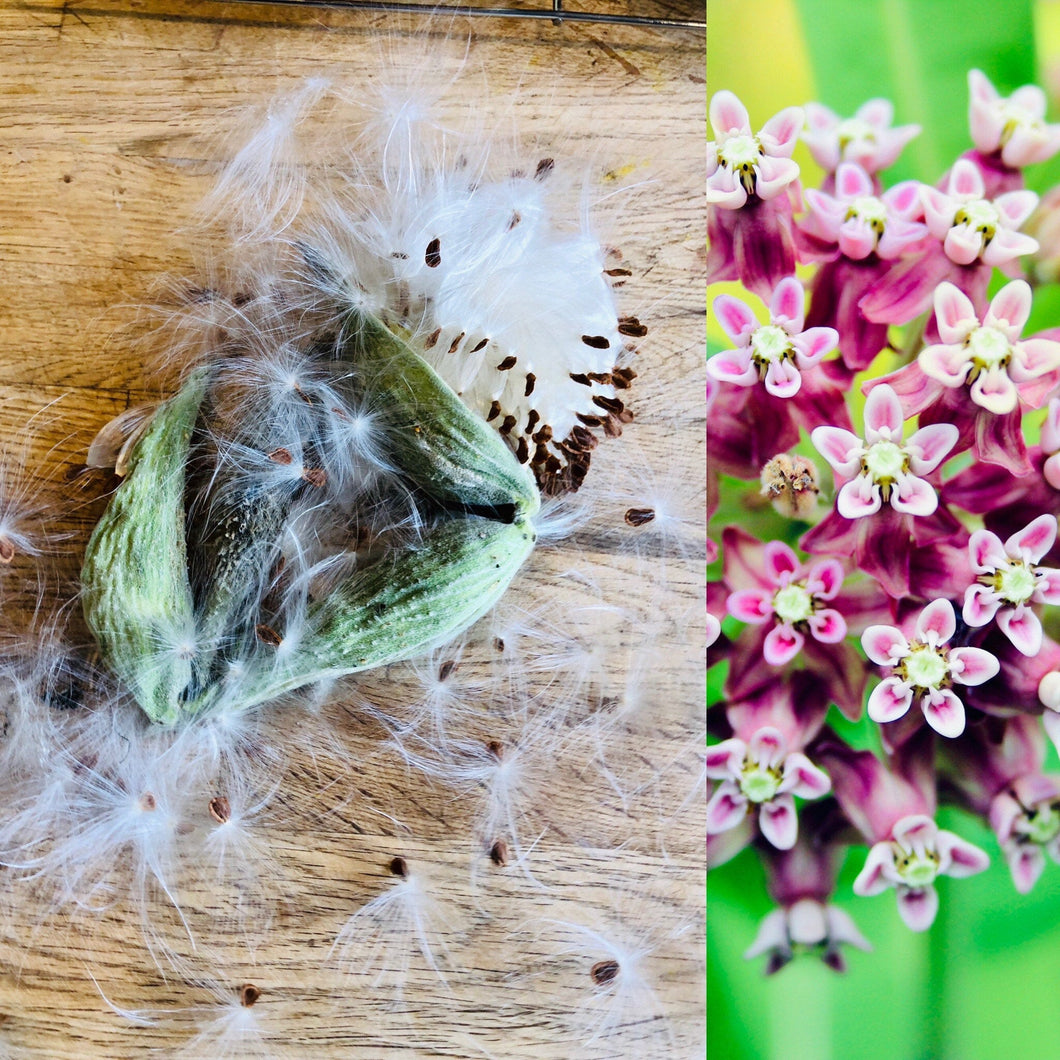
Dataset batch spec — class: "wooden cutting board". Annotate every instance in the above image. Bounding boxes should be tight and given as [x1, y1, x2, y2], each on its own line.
[0, 3, 705, 1056]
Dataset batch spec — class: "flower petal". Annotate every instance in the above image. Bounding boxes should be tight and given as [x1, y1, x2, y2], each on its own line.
[969, 366, 1018, 414]
[916, 598, 956, 643]
[949, 158, 984, 198]
[997, 605, 1043, 656]
[770, 276, 806, 332]
[706, 781, 748, 835]
[890, 473, 938, 516]
[764, 624, 804, 666]
[962, 583, 1002, 627]
[811, 426, 863, 476]
[710, 90, 751, 138]
[712, 294, 759, 345]
[862, 624, 910, 666]
[763, 540, 801, 581]
[837, 476, 882, 518]
[1006, 513, 1057, 564]
[748, 726, 787, 768]
[764, 358, 802, 398]
[791, 326, 838, 365]
[808, 607, 847, 644]
[863, 383, 904, 439]
[727, 589, 772, 624]
[968, 528, 1007, 572]
[781, 753, 831, 799]
[853, 842, 897, 896]
[706, 349, 757, 386]
[759, 793, 799, 850]
[1008, 845, 1046, 895]
[933, 282, 977, 342]
[759, 106, 805, 156]
[705, 738, 746, 779]
[948, 646, 1000, 685]
[867, 676, 914, 724]
[984, 279, 1032, 333]
[896, 885, 939, 932]
[936, 830, 991, 878]
[805, 559, 844, 599]
[904, 423, 959, 474]
[922, 688, 966, 738]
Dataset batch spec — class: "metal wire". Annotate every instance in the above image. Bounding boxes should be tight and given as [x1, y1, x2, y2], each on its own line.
[228, 0, 705, 30]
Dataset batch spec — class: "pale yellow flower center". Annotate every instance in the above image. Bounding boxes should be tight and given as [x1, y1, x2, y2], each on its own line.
[967, 326, 1012, 369]
[954, 198, 1000, 240]
[848, 195, 888, 233]
[904, 645, 949, 691]
[739, 763, 782, 803]
[998, 562, 1037, 605]
[721, 133, 761, 169]
[894, 847, 940, 887]
[837, 117, 877, 151]
[1023, 803, 1060, 845]
[864, 439, 905, 481]
[773, 583, 814, 624]
[750, 324, 792, 365]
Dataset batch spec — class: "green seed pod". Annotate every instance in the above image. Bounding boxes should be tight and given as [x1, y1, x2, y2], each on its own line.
[224, 513, 537, 712]
[334, 308, 541, 521]
[81, 370, 209, 725]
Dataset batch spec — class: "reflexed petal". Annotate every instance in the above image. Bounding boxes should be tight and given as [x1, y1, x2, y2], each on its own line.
[936, 830, 991, 877]
[983, 229, 1039, 267]
[867, 676, 914, 723]
[949, 159, 985, 198]
[781, 752, 831, 799]
[969, 528, 1007, 572]
[890, 473, 938, 516]
[892, 814, 938, 851]
[1035, 568, 1060, 605]
[710, 90, 751, 137]
[792, 326, 838, 365]
[759, 793, 798, 850]
[919, 343, 971, 386]
[1006, 513, 1057, 563]
[1010, 338, 1060, 381]
[759, 106, 805, 156]
[713, 293, 759, 344]
[838, 217, 878, 260]
[998, 605, 1043, 656]
[756, 156, 801, 200]
[836, 162, 874, 199]
[764, 624, 804, 665]
[743, 908, 789, 960]
[916, 598, 956, 642]
[706, 781, 748, 834]
[706, 349, 757, 386]
[705, 738, 746, 779]
[995, 189, 1039, 229]
[922, 688, 966, 738]
[948, 646, 999, 685]
[837, 475, 882, 518]
[727, 589, 773, 624]
[944, 225, 983, 265]
[904, 422, 959, 474]
[1008, 845, 1046, 895]
[922, 186, 957, 237]
[862, 624, 910, 666]
[808, 607, 847, 643]
[863, 383, 904, 438]
[853, 842, 897, 896]
[763, 540, 801, 581]
[896, 885, 939, 932]
[806, 559, 844, 599]
[764, 358, 802, 398]
[963, 583, 1002, 626]
[811, 426, 863, 475]
[826, 906, 873, 953]
[969, 366, 1018, 414]
[706, 172, 748, 210]
[1043, 398, 1060, 452]
[748, 726, 787, 768]
[933, 282, 977, 341]
[984, 279, 1032, 333]
[770, 275, 806, 331]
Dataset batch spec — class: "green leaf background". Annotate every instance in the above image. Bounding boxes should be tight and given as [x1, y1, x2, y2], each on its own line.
[708, 2, 1060, 1057]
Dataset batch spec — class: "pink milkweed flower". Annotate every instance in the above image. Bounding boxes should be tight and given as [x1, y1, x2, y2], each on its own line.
[968, 68, 1060, 170]
[802, 98, 920, 182]
[708, 277, 838, 399]
[726, 540, 847, 666]
[707, 91, 803, 298]
[811, 384, 957, 520]
[706, 726, 831, 850]
[1044, 397, 1060, 490]
[708, 91, 803, 208]
[918, 280, 1060, 416]
[963, 514, 1060, 656]
[799, 163, 927, 263]
[853, 813, 990, 931]
[744, 898, 871, 976]
[862, 598, 1000, 738]
[921, 158, 1038, 268]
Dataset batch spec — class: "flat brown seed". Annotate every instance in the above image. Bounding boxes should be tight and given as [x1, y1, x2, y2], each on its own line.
[301, 468, 327, 488]
[624, 507, 656, 527]
[438, 659, 457, 681]
[497, 356, 518, 371]
[535, 157, 555, 180]
[268, 447, 293, 465]
[425, 238, 442, 268]
[209, 796, 231, 824]
[591, 959, 620, 985]
[581, 334, 610, 350]
[256, 624, 283, 647]
[389, 856, 409, 878]
[139, 792, 157, 812]
[241, 984, 261, 1008]
[0, 536, 14, 564]
[489, 839, 508, 866]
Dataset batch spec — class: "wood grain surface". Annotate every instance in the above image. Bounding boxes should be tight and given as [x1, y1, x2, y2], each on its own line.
[0, 3, 705, 1056]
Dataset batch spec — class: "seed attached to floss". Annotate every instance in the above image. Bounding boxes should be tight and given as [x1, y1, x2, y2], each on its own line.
[389, 856, 409, 878]
[209, 796, 231, 824]
[240, 984, 261, 1008]
[590, 958, 620, 986]
[489, 839, 508, 866]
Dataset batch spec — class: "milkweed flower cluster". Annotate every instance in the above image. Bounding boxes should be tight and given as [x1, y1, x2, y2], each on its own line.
[708, 69, 1060, 972]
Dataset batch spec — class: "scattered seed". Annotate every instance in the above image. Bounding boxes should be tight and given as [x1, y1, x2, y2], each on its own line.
[389, 856, 408, 878]
[625, 507, 656, 527]
[581, 335, 610, 350]
[591, 959, 620, 985]
[497, 356, 518, 371]
[424, 327, 442, 350]
[268, 447, 293, 465]
[535, 157, 555, 180]
[438, 659, 457, 681]
[241, 984, 261, 1008]
[618, 317, 648, 338]
[470, 337, 489, 353]
[447, 332, 465, 355]
[256, 624, 283, 648]
[0, 536, 14, 564]
[425, 238, 442, 268]
[524, 373, 536, 397]
[489, 839, 508, 866]
[139, 792, 157, 812]
[209, 796, 231, 824]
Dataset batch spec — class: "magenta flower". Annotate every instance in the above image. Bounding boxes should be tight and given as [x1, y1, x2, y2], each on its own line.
[968, 68, 1060, 169]
[1044, 398, 1060, 490]
[727, 541, 846, 666]
[707, 91, 803, 298]
[963, 515, 1060, 656]
[921, 158, 1038, 268]
[811, 384, 957, 519]
[853, 813, 990, 931]
[802, 98, 920, 180]
[708, 91, 803, 208]
[706, 726, 831, 850]
[918, 280, 1060, 415]
[799, 163, 926, 262]
[708, 277, 838, 398]
[992, 775, 1060, 894]
[862, 598, 999, 738]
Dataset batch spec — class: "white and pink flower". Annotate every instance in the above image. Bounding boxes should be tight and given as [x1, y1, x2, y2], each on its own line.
[853, 813, 990, 931]
[802, 98, 920, 175]
[706, 727, 831, 850]
[811, 384, 957, 519]
[990, 778, 1060, 894]
[744, 899, 871, 975]
[708, 277, 838, 398]
[862, 598, 999, 738]
[968, 68, 1060, 169]
[708, 91, 803, 209]
[726, 541, 847, 666]
[919, 281, 1060, 416]
[921, 158, 1038, 268]
[963, 514, 1060, 656]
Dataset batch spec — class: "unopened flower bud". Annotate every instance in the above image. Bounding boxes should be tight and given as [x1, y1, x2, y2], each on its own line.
[760, 453, 820, 519]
